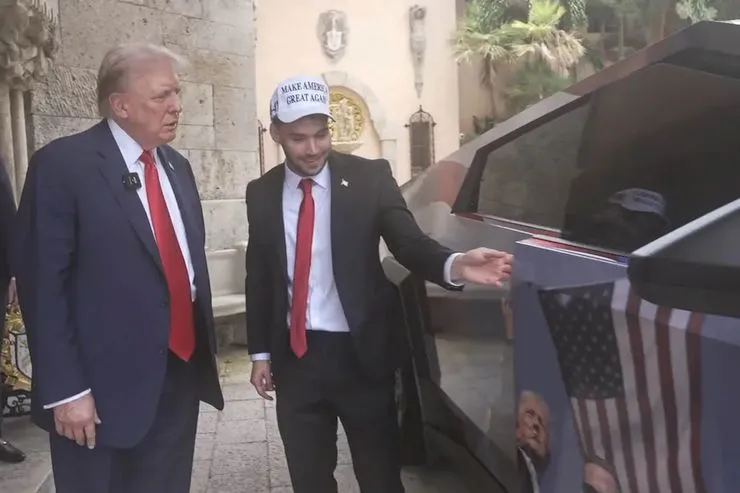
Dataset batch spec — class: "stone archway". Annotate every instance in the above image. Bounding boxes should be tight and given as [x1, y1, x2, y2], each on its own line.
[321, 71, 398, 174]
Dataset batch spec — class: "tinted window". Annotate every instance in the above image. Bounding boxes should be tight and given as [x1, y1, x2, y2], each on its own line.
[474, 62, 740, 253]
[476, 102, 590, 228]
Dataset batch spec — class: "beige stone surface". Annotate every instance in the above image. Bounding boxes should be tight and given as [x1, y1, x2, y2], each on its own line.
[214, 85, 259, 151]
[162, 12, 253, 56]
[190, 150, 259, 200]
[203, 0, 254, 27]
[147, 0, 205, 17]
[172, 124, 216, 150]
[31, 116, 100, 148]
[178, 49, 255, 89]
[29, 65, 98, 119]
[180, 82, 215, 126]
[57, 0, 164, 70]
[203, 199, 248, 251]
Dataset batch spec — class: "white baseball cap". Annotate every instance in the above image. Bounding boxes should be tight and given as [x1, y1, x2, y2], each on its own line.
[608, 188, 667, 218]
[269, 75, 334, 123]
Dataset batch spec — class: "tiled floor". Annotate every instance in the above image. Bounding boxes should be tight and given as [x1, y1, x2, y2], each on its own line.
[193, 347, 470, 492]
[0, 347, 470, 493]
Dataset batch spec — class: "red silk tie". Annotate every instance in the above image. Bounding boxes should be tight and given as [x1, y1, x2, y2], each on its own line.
[141, 150, 196, 361]
[290, 178, 315, 358]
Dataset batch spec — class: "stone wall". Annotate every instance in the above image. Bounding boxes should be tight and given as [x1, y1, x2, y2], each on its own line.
[29, 0, 258, 251]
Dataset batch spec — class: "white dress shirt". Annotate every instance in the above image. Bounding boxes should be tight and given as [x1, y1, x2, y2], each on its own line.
[251, 164, 462, 362]
[44, 119, 196, 409]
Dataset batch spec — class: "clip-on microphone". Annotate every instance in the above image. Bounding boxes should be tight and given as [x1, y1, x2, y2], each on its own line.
[122, 173, 142, 191]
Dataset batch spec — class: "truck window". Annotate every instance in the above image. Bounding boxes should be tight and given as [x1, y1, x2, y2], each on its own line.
[475, 102, 591, 229]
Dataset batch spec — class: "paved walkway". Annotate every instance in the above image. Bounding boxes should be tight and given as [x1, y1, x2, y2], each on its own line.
[0, 347, 469, 493]
[194, 347, 469, 492]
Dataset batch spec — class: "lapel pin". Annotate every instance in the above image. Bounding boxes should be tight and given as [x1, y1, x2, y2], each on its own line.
[167, 161, 175, 172]
[341, 179, 349, 187]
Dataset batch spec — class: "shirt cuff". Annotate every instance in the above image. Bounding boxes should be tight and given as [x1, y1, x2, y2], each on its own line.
[444, 253, 465, 286]
[43, 389, 91, 409]
[251, 353, 271, 362]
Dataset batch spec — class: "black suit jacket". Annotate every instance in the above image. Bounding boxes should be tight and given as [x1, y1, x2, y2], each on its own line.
[245, 151, 459, 380]
[0, 156, 16, 303]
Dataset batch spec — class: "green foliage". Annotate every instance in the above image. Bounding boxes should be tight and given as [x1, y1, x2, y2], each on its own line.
[500, 0, 586, 75]
[453, 0, 586, 75]
[473, 115, 498, 135]
[454, 0, 586, 119]
[503, 64, 574, 114]
[675, 0, 718, 21]
[564, 0, 588, 29]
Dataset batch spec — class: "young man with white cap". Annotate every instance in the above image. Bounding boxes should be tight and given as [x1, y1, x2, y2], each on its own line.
[245, 75, 513, 492]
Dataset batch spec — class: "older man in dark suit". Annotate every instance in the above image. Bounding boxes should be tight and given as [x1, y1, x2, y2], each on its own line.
[0, 155, 24, 464]
[14, 42, 223, 492]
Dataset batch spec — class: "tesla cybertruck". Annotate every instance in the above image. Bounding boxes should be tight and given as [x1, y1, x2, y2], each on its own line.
[384, 20, 740, 493]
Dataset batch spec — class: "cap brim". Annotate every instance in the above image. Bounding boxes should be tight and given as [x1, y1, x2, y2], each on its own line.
[276, 108, 334, 124]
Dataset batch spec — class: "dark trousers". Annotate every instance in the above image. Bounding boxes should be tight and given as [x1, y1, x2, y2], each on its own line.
[49, 353, 200, 493]
[275, 331, 405, 493]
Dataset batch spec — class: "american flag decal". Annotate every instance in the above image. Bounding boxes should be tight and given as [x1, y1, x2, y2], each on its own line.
[538, 278, 706, 493]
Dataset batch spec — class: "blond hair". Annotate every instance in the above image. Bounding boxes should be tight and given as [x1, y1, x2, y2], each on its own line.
[96, 42, 188, 118]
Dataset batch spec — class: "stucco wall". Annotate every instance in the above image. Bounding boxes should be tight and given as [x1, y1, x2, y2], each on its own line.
[254, 0, 460, 184]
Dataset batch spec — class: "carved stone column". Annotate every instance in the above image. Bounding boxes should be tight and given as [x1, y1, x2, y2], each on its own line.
[0, 0, 58, 197]
[10, 89, 26, 193]
[0, 84, 15, 192]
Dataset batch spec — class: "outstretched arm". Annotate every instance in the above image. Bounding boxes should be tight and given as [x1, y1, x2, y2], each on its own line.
[376, 161, 459, 288]
[377, 161, 513, 288]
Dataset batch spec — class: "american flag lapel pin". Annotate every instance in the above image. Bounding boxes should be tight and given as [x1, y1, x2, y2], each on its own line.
[341, 179, 349, 187]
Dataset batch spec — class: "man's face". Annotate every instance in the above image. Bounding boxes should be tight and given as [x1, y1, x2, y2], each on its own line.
[516, 392, 550, 459]
[110, 61, 182, 150]
[271, 115, 332, 176]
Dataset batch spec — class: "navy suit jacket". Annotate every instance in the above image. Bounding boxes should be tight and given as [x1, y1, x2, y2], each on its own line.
[14, 120, 224, 448]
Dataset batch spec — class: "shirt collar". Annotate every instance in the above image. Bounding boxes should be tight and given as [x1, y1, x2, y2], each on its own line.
[107, 119, 150, 168]
[284, 162, 330, 190]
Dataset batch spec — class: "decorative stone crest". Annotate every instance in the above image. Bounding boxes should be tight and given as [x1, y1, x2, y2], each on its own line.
[328, 91, 365, 153]
[0, 0, 58, 90]
[409, 5, 426, 98]
[317, 10, 348, 61]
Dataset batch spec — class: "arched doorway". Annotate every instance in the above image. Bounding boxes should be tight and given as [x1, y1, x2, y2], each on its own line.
[326, 86, 380, 158]
[322, 71, 398, 174]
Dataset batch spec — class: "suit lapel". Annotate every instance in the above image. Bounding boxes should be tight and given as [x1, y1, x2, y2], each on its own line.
[267, 165, 289, 283]
[158, 147, 201, 254]
[158, 147, 210, 311]
[92, 121, 164, 275]
[328, 152, 352, 286]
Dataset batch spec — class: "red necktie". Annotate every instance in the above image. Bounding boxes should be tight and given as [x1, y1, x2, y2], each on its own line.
[290, 178, 315, 358]
[141, 150, 196, 361]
